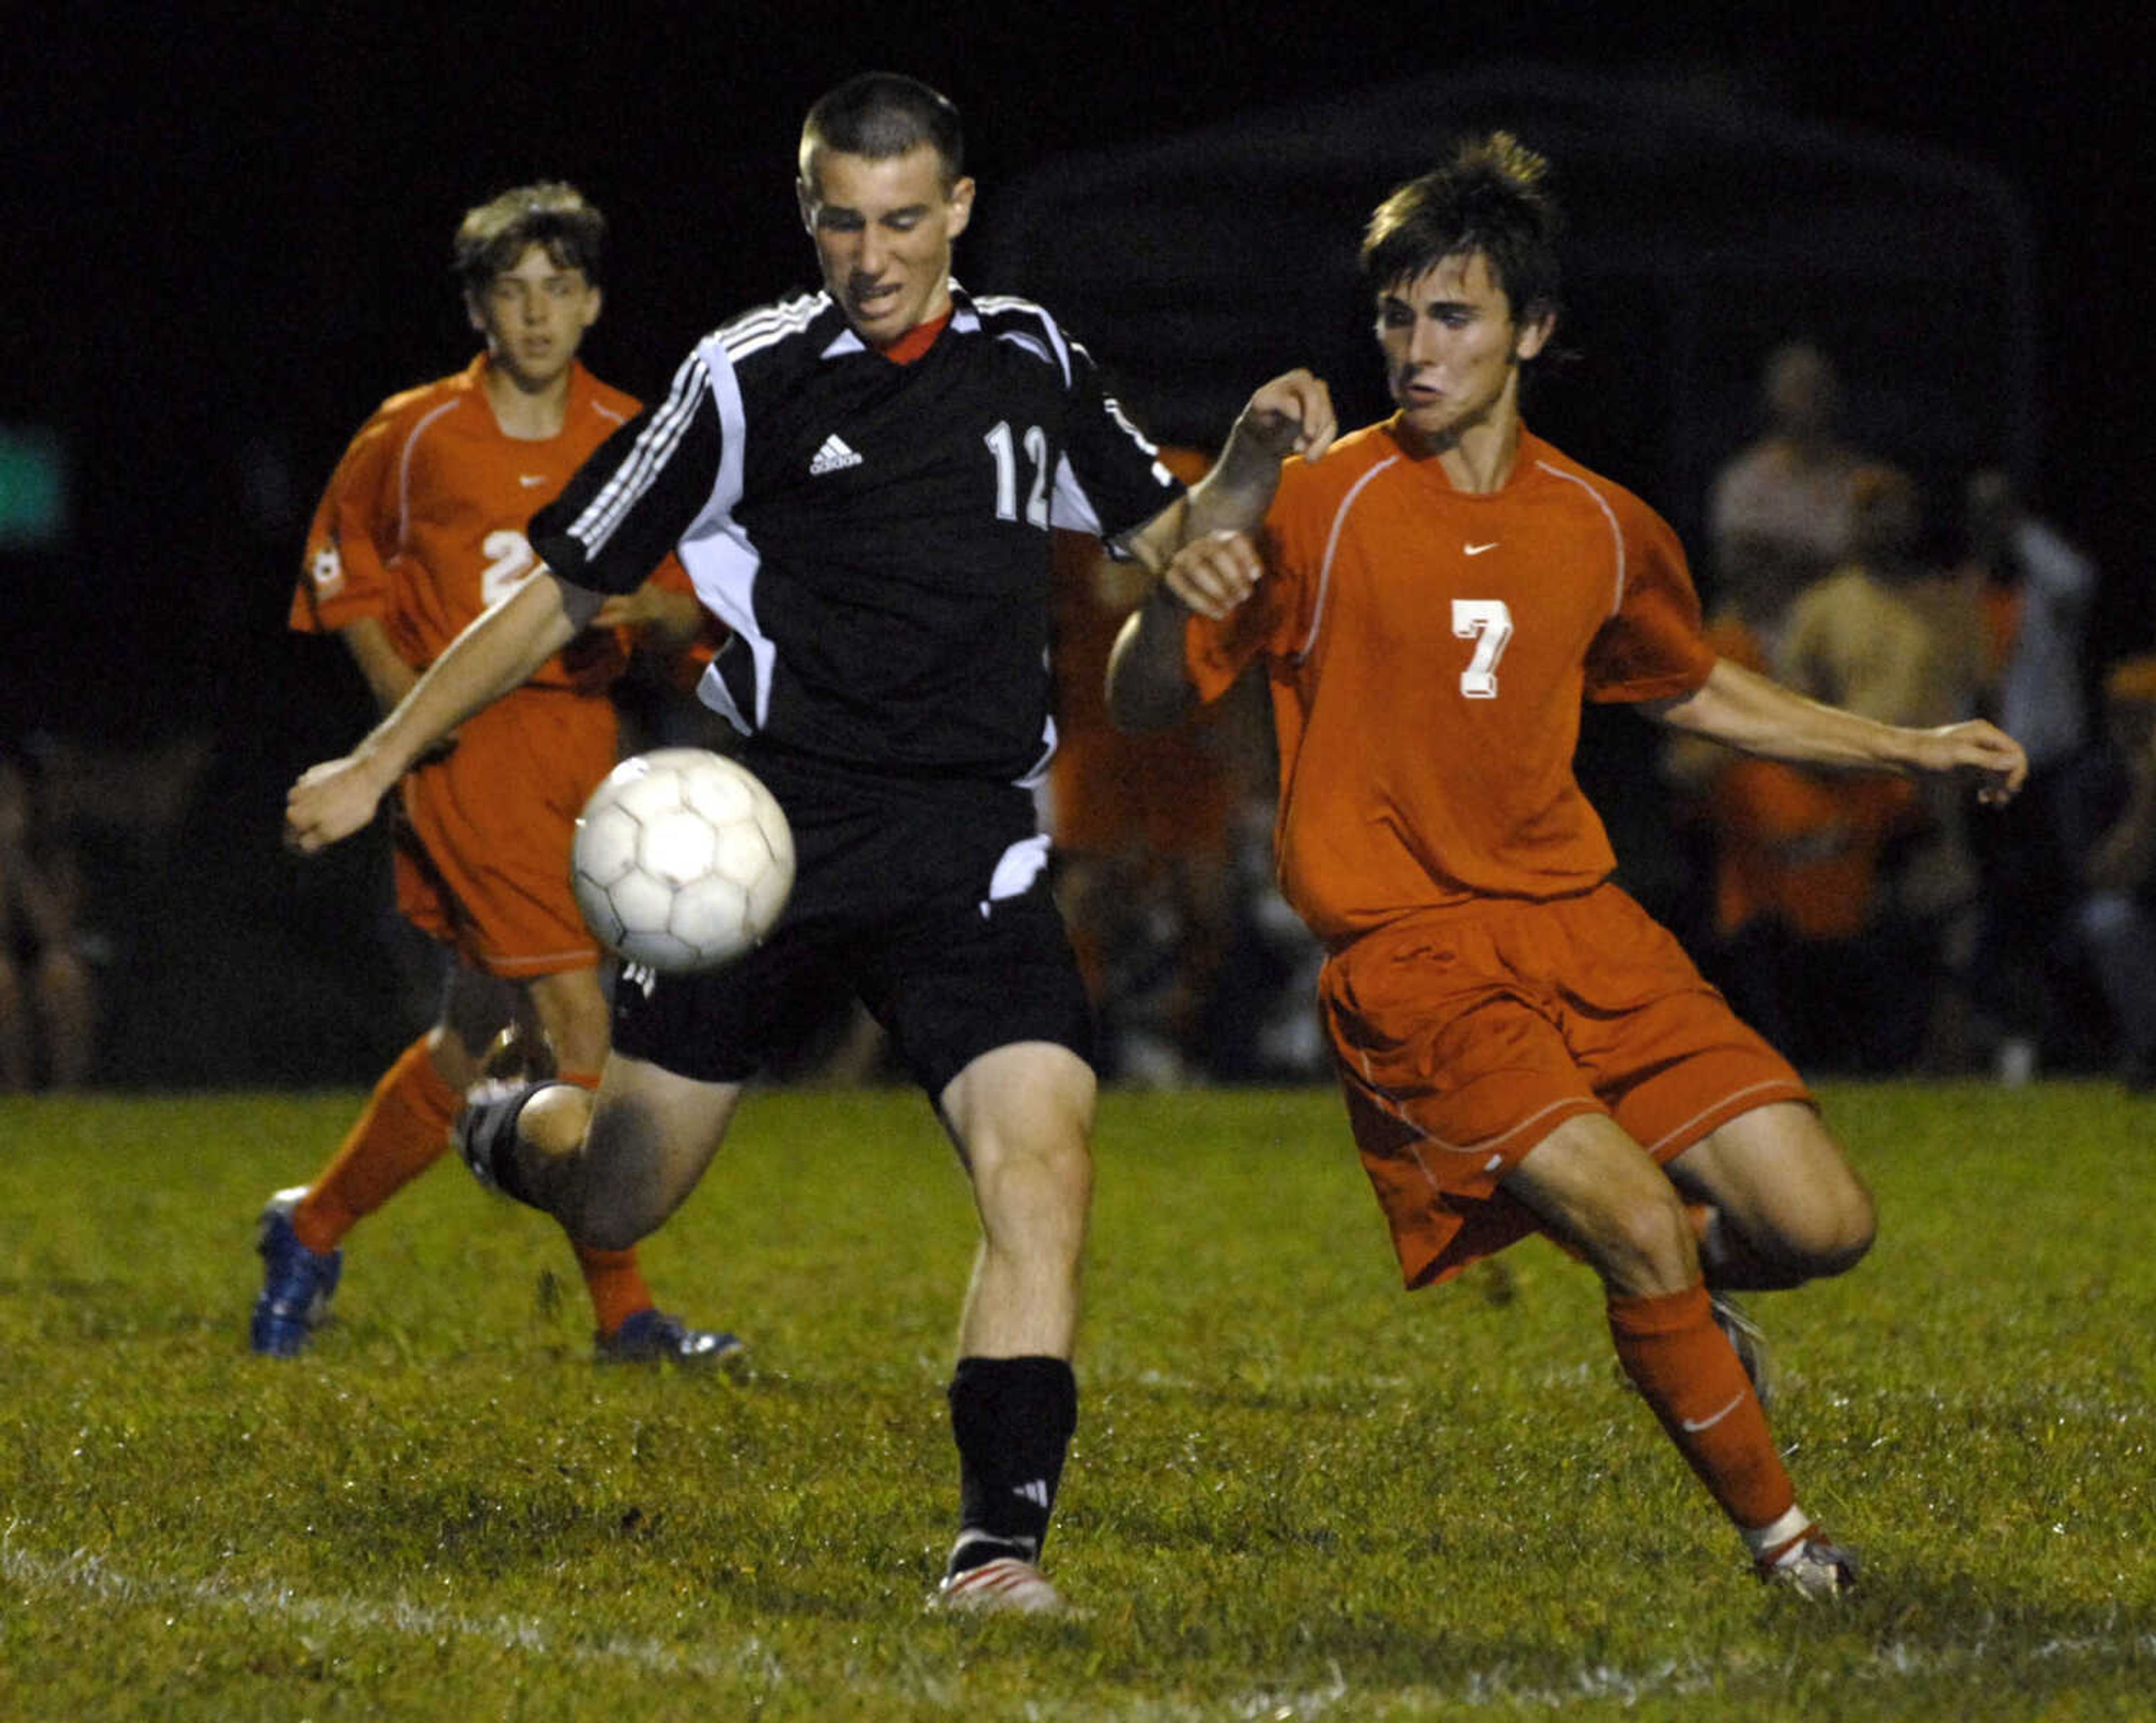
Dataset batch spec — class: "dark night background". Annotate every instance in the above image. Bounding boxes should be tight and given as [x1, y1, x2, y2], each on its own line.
[4, 3, 2149, 1083]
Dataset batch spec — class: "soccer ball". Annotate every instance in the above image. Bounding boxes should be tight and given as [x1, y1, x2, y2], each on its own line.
[570, 749, 794, 973]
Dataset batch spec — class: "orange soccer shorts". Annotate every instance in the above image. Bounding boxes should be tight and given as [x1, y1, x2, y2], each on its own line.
[1319, 882, 1811, 1288]
[393, 686, 616, 978]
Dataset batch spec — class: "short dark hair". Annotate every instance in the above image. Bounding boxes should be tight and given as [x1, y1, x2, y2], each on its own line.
[1359, 132, 1561, 326]
[800, 72, 964, 188]
[453, 182, 605, 298]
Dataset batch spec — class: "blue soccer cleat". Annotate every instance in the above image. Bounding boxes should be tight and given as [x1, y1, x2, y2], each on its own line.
[595, 1307, 747, 1370]
[249, 1187, 342, 1357]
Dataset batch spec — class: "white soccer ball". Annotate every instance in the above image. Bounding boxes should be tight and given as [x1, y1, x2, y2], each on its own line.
[570, 749, 794, 973]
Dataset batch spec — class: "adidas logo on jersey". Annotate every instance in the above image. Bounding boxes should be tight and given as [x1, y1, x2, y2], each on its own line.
[809, 434, 863, 475]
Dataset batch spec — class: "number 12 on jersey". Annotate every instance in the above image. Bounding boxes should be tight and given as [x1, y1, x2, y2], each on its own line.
[984, 421, 1050, 528]
[1452, 598, 1513, 699]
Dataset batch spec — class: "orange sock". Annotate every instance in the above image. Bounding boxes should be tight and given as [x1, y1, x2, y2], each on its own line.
[291, 1037, 462, 1255]
[1607, 1282, 1795, 1534]
[554, 1066, 655, 1337]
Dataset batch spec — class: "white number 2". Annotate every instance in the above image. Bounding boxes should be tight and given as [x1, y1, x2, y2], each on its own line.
[480, 530, 536, 605]
[1451, 598, 1513, 699]
[984, 421, 1050, 528]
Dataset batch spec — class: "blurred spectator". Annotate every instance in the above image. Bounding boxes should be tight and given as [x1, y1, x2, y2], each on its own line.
[1665, 540, 1924, 1073]
[1958, 468, 2098, 1078]
[2057, 656, 2156, 1091]
[1707, 342, 1866, 610]
[1780, 468, 1991, 720]
[1774, 465, 1995, 1068]
[0, 746, 99, 1089]
[1965, 470, 2095, 773]
[10, 730, 211, 1088]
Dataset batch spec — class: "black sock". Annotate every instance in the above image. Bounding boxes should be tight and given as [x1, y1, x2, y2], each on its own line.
[947, 1355, 1077, 1572]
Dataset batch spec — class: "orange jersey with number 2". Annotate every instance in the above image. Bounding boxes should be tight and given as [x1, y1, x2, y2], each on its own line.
[290, 356, 691, 976]
[291, 354, 664, 691]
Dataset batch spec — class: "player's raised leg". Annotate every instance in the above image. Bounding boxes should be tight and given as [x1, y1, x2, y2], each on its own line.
[1505, 1113, 1856, 1593]
[523, 967, 739, 1364]
[459, 1054, 742, 1246]
[929, 1040, 1094, 1615]
[1665, 1101, 1876, 1292]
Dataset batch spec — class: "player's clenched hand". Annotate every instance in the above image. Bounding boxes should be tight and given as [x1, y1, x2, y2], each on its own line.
[1164, 529, 1263, 620]
[1918, 719, 2029, 807]
[1237, 368, 1337, 464]
[285, 755, 392, 854]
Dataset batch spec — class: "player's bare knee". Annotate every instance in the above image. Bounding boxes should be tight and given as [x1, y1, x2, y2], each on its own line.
[974, 1136, 1091, 1268]
[1804, 1182, 1877, 1278]
[1759, 1180, 1875, 1283]
[519, 1083, 593, 1160]
[1581, 1185, 1699, 1298]
[997, 1138, 1093, 1224]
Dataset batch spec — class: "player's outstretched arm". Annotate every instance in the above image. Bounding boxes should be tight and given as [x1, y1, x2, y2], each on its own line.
[1117, 370, 1335, 576]
[1104, 530, 1265, 734]
[1104, 370, 1330, 737]
[1186, 367, 1337, 537]
[1646, 657, 2029, 806]
[285, 571, 604, 853]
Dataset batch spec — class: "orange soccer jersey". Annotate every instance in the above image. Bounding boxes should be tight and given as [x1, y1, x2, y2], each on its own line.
[291, 357, 691, 974]
[1186, 420, 1717, 945]
[1187, 419, 1807, 1288]
[292, 355, 657, 687]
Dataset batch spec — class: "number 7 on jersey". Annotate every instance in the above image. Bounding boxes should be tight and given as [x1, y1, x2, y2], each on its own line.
[1452, 598, 1513, 699]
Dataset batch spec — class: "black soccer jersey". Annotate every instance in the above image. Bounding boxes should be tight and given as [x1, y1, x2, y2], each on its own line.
[531, 285, 1182, 783]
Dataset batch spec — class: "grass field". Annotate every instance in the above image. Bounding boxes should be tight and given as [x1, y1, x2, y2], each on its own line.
[2, 1081, 2152, 1720]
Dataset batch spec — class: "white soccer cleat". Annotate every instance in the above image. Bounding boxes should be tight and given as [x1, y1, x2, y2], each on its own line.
[932, 1556, 1067, 1616]
[1759, 1533, 1860, 1599]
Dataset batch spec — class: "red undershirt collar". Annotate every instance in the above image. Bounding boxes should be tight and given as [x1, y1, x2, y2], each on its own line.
[879, 307, 953, 366]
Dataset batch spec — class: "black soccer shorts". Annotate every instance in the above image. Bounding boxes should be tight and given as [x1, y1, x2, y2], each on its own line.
[610, 744, 1095, 1096]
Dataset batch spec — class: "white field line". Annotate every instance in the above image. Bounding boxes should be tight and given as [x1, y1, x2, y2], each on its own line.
[1, 1526, 778, 1686]
[8, 1525, 2150, 1719]
[1215, 1629, 2156, 1720]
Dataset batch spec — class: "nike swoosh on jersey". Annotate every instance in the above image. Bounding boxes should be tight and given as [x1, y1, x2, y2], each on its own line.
[520, 474, 549, 487]
[1464, 541, 1499, 555]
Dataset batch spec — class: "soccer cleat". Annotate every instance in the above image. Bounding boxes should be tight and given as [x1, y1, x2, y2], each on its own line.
[595, 1306, 747, 1370]
[249, 1187, 342, 1357]
[933, 1555, 1067, 1616]
[1759, 1532, 1860, 1599]
[1711, 1292, 1776, 1411]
